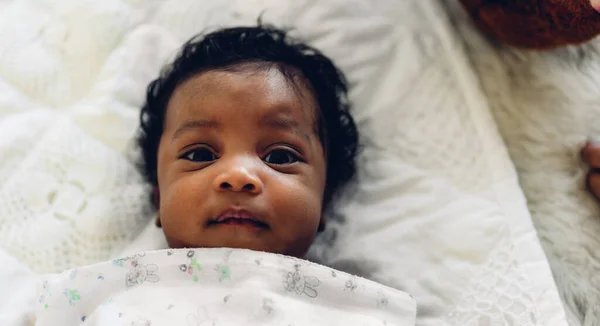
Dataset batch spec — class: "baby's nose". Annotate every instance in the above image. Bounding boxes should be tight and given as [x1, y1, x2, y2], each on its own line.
[213, 164, 263, 194]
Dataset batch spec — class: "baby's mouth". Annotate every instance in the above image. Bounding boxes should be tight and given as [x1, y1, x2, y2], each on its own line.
[209, 208, 269, 229]
[211, 218, 269, 228]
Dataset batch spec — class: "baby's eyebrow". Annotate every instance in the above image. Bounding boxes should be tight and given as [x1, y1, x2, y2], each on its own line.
[171, 119, 221, 142]
[259, 114, 308, 140]
[260, 115, 298, 129]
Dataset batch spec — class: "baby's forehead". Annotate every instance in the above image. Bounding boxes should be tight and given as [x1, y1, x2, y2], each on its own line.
[169, 64, 320, 130]
[181, 63, 316, 102]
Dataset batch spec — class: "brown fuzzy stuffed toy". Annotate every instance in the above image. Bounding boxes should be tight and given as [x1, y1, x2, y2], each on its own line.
[459, 0, 600, 49]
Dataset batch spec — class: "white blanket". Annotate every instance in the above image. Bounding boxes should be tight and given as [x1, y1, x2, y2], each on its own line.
[6, 248, 417, 326]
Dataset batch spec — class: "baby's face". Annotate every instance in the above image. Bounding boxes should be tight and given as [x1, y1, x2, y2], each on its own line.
[156, 66, 327, 258]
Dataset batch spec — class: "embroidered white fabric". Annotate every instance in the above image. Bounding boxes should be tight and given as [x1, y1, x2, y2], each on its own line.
[0, 0, 567, 325]
[0, 112, 152, 273]
[445, 240, 540, 326]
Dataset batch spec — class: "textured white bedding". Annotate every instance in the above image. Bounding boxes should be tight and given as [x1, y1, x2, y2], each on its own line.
[0, 0, 568, 325]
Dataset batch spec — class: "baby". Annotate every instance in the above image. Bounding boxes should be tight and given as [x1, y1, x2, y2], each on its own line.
[136, 25, 358, 258]
[18, 25, 418, 326]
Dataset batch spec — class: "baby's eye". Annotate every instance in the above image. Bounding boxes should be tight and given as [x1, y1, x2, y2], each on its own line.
[181, 147, 217, 162]
[264, 149, 299, 165]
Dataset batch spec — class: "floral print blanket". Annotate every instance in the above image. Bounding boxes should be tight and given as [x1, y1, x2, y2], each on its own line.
[33, 248, 416, 326]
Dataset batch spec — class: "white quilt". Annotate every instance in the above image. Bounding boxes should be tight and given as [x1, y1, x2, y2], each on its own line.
[5, 248, 417, 326]
[0, 0, 568, 325]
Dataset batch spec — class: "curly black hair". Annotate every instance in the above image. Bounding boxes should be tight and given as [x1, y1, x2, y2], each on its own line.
[137, 25, 358, 209]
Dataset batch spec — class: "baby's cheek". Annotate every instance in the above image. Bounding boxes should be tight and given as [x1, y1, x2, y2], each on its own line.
[160, 176, 206, 223]
[270, 180, 322, 257]
[271, 179, 322, 227]
[159, 180, 207, 248]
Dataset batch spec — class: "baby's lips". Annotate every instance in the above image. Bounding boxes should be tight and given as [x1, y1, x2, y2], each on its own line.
[592, 0, 600, 13]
